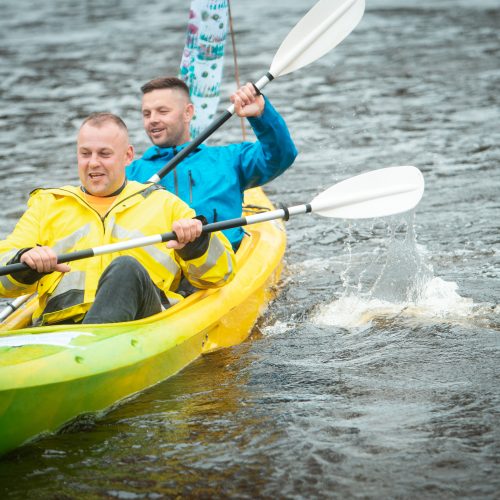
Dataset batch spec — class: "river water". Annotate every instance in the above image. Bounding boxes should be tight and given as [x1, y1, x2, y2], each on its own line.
[0, 0, 499, 497]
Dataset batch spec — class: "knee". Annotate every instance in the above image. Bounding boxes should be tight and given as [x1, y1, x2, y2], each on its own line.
[104, 256, 149, 281]
[109, 255, 140, 270]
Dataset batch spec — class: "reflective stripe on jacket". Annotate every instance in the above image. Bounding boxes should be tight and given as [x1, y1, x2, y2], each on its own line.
[0, 181, 235, 325]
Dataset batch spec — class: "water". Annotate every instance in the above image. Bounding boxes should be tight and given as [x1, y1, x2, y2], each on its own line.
[1, 0, 499, 497]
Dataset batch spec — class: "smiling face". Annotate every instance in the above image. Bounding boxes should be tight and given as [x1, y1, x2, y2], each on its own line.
[77, 121, 134, 197]
[142, 88, 194, 148]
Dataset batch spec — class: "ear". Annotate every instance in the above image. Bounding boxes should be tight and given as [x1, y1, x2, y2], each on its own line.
[185, 102, 195, 123]
[125, 144, 135, 165]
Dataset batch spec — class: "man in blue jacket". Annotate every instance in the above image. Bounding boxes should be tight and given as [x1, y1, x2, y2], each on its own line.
[126, 77, 297, 250]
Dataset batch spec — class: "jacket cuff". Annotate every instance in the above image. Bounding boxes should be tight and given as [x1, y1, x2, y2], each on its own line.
[247, 95, 274, 131]
[175, 216, 210, 261]
[7, 248, 44, 284]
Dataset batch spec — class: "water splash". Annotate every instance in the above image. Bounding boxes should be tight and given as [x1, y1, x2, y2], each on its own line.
[260, 320, 293, 337]
[312, 212, 475, 328]
[312, 277, 475, 329]
[368, 213, 433, 303]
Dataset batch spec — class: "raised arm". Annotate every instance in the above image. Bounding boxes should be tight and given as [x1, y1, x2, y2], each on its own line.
[230, 83, 298, 190]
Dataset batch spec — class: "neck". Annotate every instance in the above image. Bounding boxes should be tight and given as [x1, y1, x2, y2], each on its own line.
[158, 141, 189, 150]
[81, 179, 127, 197]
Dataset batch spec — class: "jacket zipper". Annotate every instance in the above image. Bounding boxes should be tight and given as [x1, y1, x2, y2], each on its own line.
[188, 170, 195, 204]
[172, 146, 179, 196]
[55, 186, 153, 231]
[173, 168, 178, 196]
[56, 188, 107, 230]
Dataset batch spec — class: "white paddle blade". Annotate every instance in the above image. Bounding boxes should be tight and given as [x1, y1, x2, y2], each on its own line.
[270, 0, 365, 78]
[311, 166, 425, 219]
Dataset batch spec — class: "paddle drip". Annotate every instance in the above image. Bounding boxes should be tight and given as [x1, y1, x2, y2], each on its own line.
[367, 212, 433, 303]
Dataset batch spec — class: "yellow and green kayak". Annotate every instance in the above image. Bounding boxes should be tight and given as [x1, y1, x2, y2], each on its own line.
[0, 187, 286, 457]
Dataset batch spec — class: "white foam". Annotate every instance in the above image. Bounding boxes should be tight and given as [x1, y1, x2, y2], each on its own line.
[261, 320, 292, 337]
[416, 277, 474, 316]
[0, 331, 94, 348]
[313, 277, 474, 329]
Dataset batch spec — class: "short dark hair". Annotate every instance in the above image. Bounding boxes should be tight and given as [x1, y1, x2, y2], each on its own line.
[80, 112, 128, 132]
[140, 77, 190, 98]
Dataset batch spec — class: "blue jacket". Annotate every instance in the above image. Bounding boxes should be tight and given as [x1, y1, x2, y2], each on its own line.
[126, 97, 297, 248]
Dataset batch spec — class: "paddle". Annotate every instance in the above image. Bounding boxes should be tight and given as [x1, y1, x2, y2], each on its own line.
[149, 0, 365, 183]
[0, 295, 33, 322]
[0, 166, 423, 277]
[0, 0, 365, 322]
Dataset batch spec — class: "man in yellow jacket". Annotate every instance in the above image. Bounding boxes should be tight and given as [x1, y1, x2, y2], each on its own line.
[0, 112, 235, 326]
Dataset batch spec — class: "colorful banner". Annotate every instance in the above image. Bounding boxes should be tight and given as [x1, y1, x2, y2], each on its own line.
[179, 0, 229, 138]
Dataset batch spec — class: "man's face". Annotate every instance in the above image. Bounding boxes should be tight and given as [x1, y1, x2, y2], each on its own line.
[142, 88, 193, 148]
[77, 122, 134, 196]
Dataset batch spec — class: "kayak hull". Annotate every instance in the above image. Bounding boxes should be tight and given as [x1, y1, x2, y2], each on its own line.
[0, 187, 286, 456]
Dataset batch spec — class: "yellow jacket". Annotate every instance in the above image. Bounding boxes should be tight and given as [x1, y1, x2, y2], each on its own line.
[0, 181, 235, 325]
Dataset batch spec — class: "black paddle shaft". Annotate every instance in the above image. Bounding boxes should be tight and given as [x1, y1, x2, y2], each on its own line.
[0, 216, 249, 277]
[154, 110, 233, 181]
[0, 248, 95, 276]
[153, 73, 275, 181]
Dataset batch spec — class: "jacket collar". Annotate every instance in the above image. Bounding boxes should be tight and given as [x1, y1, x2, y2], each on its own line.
[32, 181, 156, 204]
[142, 142, 204, 160]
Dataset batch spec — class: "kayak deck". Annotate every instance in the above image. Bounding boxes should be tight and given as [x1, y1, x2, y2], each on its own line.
[0, 187, 286, 456]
